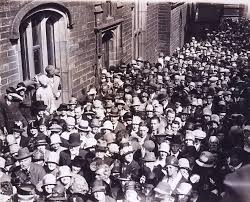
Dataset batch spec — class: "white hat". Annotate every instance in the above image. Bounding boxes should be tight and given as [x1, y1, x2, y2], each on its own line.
[66, 117, 76, 126]
[38, 74, 49, 86]
[132, 116, 141, 125]
[132, 97, 141, 106]
[93, 100, 103, 109]
[185, 133, 195, 142]
[209, 136, 219, 143]
[178, 158, 190, 169]
[87, 88, 97, 95]
[102, 120, 113, 130]
[192, 129, 206, 140]
[158, 142, 170, 154]
[42, 174, 57, 187]
[57, 166, 72, 179]
[76, 120, 91, 132]
[50, 134, 62, 145]
[46, 151, 59, 164]
[6, 134, 17, 146]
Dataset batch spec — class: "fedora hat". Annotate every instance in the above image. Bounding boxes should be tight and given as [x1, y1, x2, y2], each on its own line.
[76, 120, 91, 132]
[17, 184, 36, 201]
[102, 120, 113, 130]
[48, 184, 67, 201]
[109, 107, 119, 117]
[196, 151, 215, 168]
[68, 133, 82, 147]
[57, 103, 68, 111]
[42, 174, 57, 187]
[12, 121, 25, 133]
[6, 134, 17, 146]
[14, 147, 34, 160]
[165, 156, 179, 167]
[32, 101, 47, 111]
[49, 124, 63, 133]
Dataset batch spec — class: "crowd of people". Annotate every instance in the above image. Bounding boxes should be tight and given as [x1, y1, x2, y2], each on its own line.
[0, 17, 250, 202]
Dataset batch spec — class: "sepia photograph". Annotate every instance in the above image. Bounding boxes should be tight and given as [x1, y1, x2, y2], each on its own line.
[0, 0, 249, 201]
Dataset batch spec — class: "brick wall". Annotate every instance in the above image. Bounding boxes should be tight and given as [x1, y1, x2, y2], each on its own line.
[145, 3, 159, 63]
[0, 0, 132, 99]
[169, 3, 188, 55]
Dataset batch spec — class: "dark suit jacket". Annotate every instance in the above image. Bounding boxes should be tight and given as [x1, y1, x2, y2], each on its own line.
[113, 122, 126, 134]
[59, 149, 88, 166]
[29, 162, 46, 185]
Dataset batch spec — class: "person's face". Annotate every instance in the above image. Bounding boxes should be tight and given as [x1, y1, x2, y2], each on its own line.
[69, 146, 80, 156]
[209, 142, 219, 151]
[181, 114, 187, 122]
[132, 123, 139, 132]
[160, 152, 168, 159]
[139, 126, 148, 137]
[67, 124, 75, 132]
[94, 191, 105, 201]
[51, 143, 60, 151]
[172, 123, 179, 133]
[19, 157, 32, 170]
[203, 115, 211, 122]
[207, 97, 213, 104]
[37, 145, 46, 153]
[39, 125, 46, 133]
[171, 144, 180, 154]
[44, 184, 55, 194]
[92, 127, 99, 134]
[37, 110, 45, 117]
[167, 113, 175, 124]
[166, 165, 178, 177]
[69, 104, 76, 110]
[124, 153, 134, 163]
[219, 112, 226, 120]
[72, 166, 81, 174]
[224, 95, 231, 102]
[60, 176, 71, 185]
[211, 122, 218, 129]
[185, 139, 194, 146]
[151, 119, 159, 131]
[30, 128, 38, 136]
[13, 131, 21, 139]
[146, 111, 154, 118]
[180, 168, 189, 180]
[75, 108, 82, 119]
[142, 95, 148, 103]
[133, 105, 140, 111]
[47, 162, 57, 171]
[111, 116, 119, 124]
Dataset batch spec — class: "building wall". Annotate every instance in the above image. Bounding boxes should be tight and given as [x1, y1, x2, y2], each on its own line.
[169, 3, 188, 55]
[145, 3, 159, 63]
[0, 0, 132, 99]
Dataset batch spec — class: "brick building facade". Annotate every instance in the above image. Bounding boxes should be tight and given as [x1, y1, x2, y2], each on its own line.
[0, 0, 189, 101]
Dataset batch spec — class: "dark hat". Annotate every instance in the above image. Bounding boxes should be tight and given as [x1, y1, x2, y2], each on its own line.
[57, 104, 68, 112]
[32, 101, 47, 111]
[196, 151, 215, 168]
[123, 112, 133, 121]
[35, 137, 47, 147]
[68, 133, 82, 147]
[157, 93, 168, 102]
[12, 122, 25, 132]
[109, 107, 119, 117]
[29, 121, 38, 129]
[16, 82, 27, 92]
[71, 156, 85, 168]
[165, 156, 179, 167]
[48, 184, 67, 201]
[171, 135, 182, 145]
[14, 147, 34, 160]
[17, 183, 36, 201]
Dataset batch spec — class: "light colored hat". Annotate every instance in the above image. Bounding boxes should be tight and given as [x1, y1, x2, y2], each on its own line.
[57, 166, 72, 179]
[42, 174, 57, 187]
[6, 134, 17, 146]
[146, 104, 154, 112]
[185, 133, 195, 142]
[66, 117, 76, 126]
[209, 136, 219, 143]
[176, 182, 192, 195]
[132, 97, 141, 106]
[76, 120, 91, 132]
[203, 107, 212, 116]
[210, 114, 220, 124]
[158, 142, 170, 154]
[192, 129, 206, 140]
[102, 120, 113, 130]
[93, 100, 103, 108]
[154, 181, 171, 195]
[50, 134, 62, 145]
[46, 151, 59, 164]
[87, 88, 97, 95]
[49, 124, 62, 133]
[132, 116, 141, 125]
[0, 156, 6, 170]
[69, 97, 77, 105]
[9, 143, 20, 155]
[178, 158, 190, 170]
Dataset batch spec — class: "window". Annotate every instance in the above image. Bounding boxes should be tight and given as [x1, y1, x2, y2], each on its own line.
[106, 1, 112, 18]
[20, 10, 64, 80]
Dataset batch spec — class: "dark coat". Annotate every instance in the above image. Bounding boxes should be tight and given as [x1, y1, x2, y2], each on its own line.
[59, 149, 88, 166]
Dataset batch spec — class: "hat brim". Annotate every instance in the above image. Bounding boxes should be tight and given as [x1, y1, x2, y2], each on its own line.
[195, 159, 214, 168]
[76, 126, 91, 132]
[110, 113, 119, 117]
[14, 151, 34, 160]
